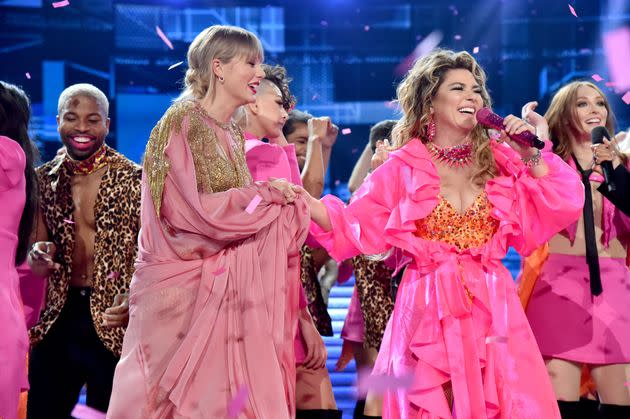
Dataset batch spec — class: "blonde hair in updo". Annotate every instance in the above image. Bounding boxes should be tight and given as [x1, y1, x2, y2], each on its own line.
[392, 49, 497, 187]
[177, 25, 264, 102]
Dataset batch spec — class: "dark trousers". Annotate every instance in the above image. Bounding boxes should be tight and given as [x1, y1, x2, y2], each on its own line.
[27, 287, 119, 419]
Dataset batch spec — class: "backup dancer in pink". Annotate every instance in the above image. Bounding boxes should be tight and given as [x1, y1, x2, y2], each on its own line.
[520, 81, 630, 418]
[302, 49, 584, 418]
[0, 82, 44, 419]
[239, 64, 340, 418]
[107, 26, 310, 418]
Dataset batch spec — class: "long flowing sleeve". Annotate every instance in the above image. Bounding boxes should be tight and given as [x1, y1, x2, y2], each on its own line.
[310, 142, 442, 262]
[487, 145, 584, 256]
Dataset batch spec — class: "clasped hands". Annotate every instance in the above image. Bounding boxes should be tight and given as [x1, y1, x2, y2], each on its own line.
[268, 177, 311, 204]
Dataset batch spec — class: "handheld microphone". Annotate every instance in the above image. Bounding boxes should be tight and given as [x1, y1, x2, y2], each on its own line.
[476, 107, 546, 150]
[591, 126, 616, 192]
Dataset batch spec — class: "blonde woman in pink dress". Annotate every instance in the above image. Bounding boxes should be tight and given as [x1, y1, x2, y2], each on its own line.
[301, 49, 584, 418]
[107, 26, 310, 419]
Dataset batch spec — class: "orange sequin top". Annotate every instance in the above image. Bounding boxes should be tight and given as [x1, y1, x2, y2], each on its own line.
[414, 191, 500, 252]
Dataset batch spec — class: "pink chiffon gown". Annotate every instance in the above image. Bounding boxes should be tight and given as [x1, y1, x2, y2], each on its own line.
[310, 138, 584, 419]
[106, 102, 310, 419]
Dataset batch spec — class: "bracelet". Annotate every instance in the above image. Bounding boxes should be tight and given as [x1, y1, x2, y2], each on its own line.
[521, 149, 542, 168]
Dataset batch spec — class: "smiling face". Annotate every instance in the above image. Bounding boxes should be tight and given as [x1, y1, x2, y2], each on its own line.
[219, 55, 265, 106]
[573, 85, 609, 136]
[57, 94, 110, 160]
[430, 68, 483, 136]
[248, 80, 289, 138]
[285, 122, 308, 170]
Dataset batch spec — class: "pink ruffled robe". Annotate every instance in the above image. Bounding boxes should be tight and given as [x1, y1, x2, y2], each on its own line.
[107, 105, 310, 418]
[310, 139, 584, 419]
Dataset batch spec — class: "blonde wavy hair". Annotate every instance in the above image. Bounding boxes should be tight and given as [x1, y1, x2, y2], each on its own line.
[392, 49, 496, 187]
[545, 81, 618, 162]
[176, 25, 263, 102]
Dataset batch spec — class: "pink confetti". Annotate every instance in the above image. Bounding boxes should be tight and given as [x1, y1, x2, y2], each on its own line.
[108, 272, 120, 279]
[63, 218, 74, 224]
[71, 404, 106, 419]
[591, 74, 604, 82]
[395, 30, 443, 76]
[473, 46, 480, 54]
[227, 386, 249, 418]
[454, 34, 462, 41]
[341, 128, 352, 135]
[213, 266, 227, 276]
[334, 179, 341, 186]
[605, 81, 617, 87]
[245, 194, 262, 214]
[485, 335, 508, 344]
[622, 91, 630, 105]
[25, 72, 31, 79]
[311, 93, 319, 101]
[364, 25, 370, 31]
[356, 368, 413, 397]
[603, 27, 630, 91]
[568, 4, 578, 18]
[156, 26, 174, 50]
[52, 0, 70, 8]
[168, 61, 183, 70]
[625, 381, 630, 386]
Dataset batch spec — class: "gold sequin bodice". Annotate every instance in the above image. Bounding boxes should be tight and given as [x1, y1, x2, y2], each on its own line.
[414, 191, 499, 251]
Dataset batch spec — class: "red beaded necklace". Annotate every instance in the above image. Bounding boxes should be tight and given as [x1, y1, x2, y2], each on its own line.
[426, 141, 474, 167]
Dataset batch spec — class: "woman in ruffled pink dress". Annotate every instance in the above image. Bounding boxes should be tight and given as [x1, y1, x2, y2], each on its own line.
[301, 49, 584, 418]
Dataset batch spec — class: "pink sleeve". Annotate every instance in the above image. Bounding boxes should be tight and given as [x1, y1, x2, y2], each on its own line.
[17, 262, 47, 328]
[309, 163, 399, 261]
[0, 135, 25, 191]
[161, 116, 308, 248]
[487, 150, 584, 256]
[282, 144, 303, 186]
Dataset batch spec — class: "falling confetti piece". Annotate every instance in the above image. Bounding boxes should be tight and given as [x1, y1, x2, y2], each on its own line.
[603, 27, 630, 91]
[356, 368, 414, 397]
[108, 272, 120, 279]
[341, 128, 352, 135]
[568, 4, 578, 18]
[622, 91, 630, 105]
[63, 218, 74, 224]
[71, 404, 106, 419]
[605, 81, 617, 87]
[395, 31, 443, 76]
[454, 34, 462, 41]
[156, 26, 174, 50]
[25, 72, 31, 79]
[334, 179, 341, 186]
[625, 381, 630, 386]
[591, 74, 604, 82]
[227, 387, 249, 418]
[213, 266, 227, 276]
[245, 194, 262, 214]
[364, 25, 370, 31]
[52, 0, 70, 8]
[351, 148, 359, 154]
[311, 93, 319, 101]
[473, 46, 480, 54]
[485, 336, 508, 344]
[168, 61, 184, 70]
[320, 20, 328, 27]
